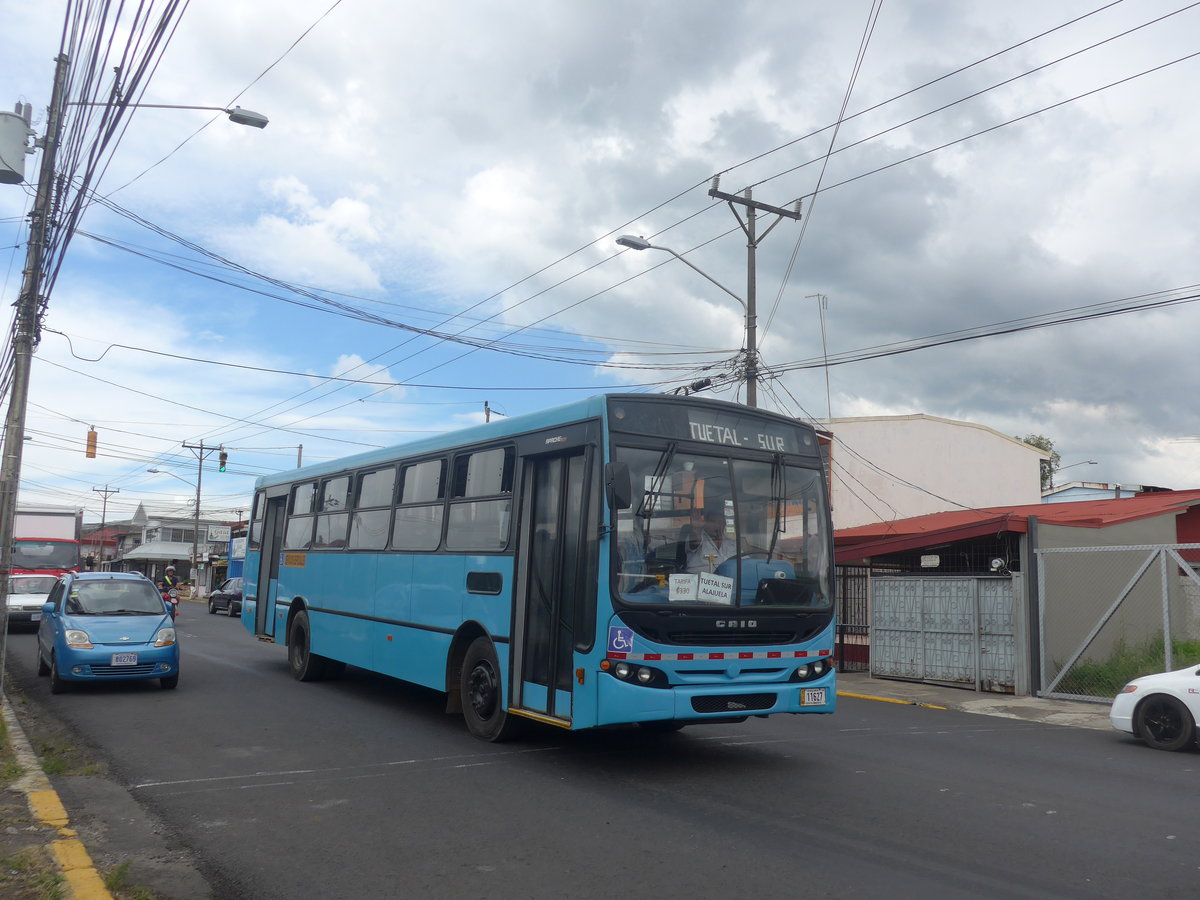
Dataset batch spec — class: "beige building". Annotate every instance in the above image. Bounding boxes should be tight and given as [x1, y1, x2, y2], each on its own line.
[823, 414, 1048, 529]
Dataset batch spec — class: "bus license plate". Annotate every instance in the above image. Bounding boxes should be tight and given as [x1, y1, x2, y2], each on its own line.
[111, 653, 138, 666]
[801, 687, 827, 706]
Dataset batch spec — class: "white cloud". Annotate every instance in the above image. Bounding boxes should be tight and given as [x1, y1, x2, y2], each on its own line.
[6, 0, 1200, 520]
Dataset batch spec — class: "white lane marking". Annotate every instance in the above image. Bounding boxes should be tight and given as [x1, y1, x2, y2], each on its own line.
[132, 746, 556, 790]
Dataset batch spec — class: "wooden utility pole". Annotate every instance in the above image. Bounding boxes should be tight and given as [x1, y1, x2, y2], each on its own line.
[92, 485, 119, 569]
[0, 53, 70, 642]
[707, 177, 802, 407]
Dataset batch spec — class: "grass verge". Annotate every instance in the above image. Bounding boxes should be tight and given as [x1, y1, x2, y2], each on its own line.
[1055, 636, 1200, 697]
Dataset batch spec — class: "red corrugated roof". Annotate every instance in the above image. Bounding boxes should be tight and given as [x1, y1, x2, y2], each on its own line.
[835, 489, 1200, 563]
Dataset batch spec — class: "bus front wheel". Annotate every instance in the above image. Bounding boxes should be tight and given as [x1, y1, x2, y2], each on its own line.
[461, 637, 521, 742]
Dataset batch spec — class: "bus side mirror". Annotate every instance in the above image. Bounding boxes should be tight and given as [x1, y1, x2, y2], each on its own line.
[605, 462, 632, 510]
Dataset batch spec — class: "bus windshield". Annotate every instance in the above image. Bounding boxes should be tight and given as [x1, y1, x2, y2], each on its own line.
[12, 539, 79, 571]
[612, 444, 831, 610]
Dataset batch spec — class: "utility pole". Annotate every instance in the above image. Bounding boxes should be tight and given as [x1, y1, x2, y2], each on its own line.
[92, 485, 119, 570]
[182, 441, 219, 591]
[707, 177, 802, 408]
[0, 53, 70, 641]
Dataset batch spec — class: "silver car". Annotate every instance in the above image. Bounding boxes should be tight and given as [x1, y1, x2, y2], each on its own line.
[6, 574, 58, 629]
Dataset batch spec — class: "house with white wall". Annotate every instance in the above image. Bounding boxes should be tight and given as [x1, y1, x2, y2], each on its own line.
[823, 414, 1048, 529]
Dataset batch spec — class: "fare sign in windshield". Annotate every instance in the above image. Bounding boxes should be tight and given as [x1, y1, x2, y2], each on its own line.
[609, 398, 815, 456]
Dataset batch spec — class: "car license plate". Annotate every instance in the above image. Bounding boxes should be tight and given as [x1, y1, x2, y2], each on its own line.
[31, 612, 40, 621]
[800, 687, 827, 706]
[111, 653, 138, 666]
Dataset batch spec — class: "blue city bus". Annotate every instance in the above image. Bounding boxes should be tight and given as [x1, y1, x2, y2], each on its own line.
[243, 393, 836, 740]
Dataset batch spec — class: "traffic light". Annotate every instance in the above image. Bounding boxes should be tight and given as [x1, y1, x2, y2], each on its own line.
[85, 428, 97, 458]
[218, 450, 228, 472]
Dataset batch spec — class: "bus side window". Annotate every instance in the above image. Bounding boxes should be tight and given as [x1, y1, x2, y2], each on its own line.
[313, 476, 351, 549]
[446, 447, 514, 552]
[393, 459, 446, 551]
[349, 467, 395, 551]
[284, 482, 317, 550]
[249, 491, 265, 550]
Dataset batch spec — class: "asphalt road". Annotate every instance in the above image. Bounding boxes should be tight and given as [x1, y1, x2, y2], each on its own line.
[6, 604, 1200, 899]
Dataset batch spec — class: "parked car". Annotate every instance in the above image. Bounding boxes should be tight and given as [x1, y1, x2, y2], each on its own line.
[1110, 664, 1200, 751]
[208, 577, 243, 617]
[36, 571, 180, 692]
[5, 573, 57, 630]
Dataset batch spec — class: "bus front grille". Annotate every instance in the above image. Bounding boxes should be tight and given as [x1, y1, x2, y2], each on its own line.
[692, 693, 775, 714]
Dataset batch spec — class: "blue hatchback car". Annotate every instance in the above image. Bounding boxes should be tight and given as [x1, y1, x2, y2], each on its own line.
[36, 571, 180, 692]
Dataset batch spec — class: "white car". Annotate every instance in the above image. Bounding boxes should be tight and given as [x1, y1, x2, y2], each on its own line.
[1110, 665, 1200, 751]
[5, 574, 58, 629]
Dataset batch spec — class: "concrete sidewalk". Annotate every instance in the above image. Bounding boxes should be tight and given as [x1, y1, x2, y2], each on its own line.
[836, 670, 1113, 731]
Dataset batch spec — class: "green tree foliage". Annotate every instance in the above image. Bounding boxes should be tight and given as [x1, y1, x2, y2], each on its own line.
[1020, 433, 1060, 490]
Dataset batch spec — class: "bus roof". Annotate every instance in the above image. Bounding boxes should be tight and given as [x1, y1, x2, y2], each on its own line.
[252, 393, 817, 491]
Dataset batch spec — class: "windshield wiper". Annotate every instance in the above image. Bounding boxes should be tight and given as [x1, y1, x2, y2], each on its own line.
[766, 453, 784, 561]
[634, 442, 677, 550]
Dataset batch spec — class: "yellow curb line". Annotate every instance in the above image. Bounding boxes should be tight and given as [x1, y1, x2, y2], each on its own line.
[3, 697, 115, 900]
[838, 690, 948, 710]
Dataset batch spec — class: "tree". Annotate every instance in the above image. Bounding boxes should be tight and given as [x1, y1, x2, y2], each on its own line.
[1020, 434, 1060, 491]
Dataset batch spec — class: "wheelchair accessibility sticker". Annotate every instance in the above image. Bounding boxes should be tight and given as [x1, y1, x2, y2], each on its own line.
[608, 626, 634, 655]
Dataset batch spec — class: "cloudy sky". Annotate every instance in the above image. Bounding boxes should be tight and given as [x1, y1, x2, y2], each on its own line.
[2, 0, 1197, 526]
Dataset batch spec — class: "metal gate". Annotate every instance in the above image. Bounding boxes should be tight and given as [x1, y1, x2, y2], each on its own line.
[835, 565, 872, 672]
[872, 576, 1016, 693]
[1037, 544, 1200, 702]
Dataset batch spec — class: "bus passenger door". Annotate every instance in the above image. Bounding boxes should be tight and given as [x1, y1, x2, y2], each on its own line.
[254, 496, 287, 638]
[513, 449, 591, 724]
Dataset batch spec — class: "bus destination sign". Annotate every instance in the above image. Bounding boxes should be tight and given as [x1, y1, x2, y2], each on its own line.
[609, 398, 814, 456]
[687, 419, 787, 452]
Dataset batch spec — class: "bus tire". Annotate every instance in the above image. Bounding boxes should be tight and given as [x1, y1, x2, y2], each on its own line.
[460, 637, 521, 742]
[288, 610, 330, 682]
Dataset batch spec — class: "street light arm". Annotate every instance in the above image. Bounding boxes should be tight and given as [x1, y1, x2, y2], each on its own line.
[147, 467, 194, 487]
[654, 245, 748, 312]
[616, 235, 747, 311]
[1057, 460, 1098, 472]
[68, 101, 269, 128]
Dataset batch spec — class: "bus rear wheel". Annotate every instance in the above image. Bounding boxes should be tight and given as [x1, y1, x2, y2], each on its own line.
[288, 610, 342, 682]
[461, 637, 521, 742]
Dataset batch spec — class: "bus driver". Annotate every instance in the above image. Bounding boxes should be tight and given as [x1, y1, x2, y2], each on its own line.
[685, 508, 734, 574]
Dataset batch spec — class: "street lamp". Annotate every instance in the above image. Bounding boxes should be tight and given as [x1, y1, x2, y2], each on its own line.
[616, 235, 757, 406]
[1058, 460, 1098, 472]
[147, 467, 201, 583]
[1049, 459, 1097, 489]
[0, 77, 269, 636]
[69, 102, 268, 128]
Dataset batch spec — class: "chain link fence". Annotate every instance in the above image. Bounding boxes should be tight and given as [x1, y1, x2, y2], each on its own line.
[1037, 544, 1200, 702]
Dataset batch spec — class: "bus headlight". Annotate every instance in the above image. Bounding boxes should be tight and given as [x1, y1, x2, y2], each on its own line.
[602, 660, 668, 688]
[791, 659, 830, 682]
